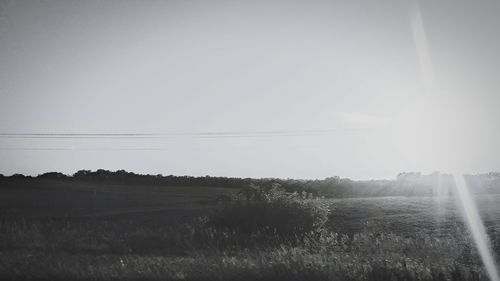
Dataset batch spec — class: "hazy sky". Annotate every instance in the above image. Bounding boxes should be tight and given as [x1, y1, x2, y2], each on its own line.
[1, 0, 499, 179]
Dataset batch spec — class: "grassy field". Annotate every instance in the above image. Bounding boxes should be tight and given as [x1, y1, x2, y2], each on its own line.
[1, 179, 499, 280]
[0, 179, 234, 223]
[327, 195, 500, 236]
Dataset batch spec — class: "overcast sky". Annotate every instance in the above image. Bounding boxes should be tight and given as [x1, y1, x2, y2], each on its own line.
[1, 0, 499, 179]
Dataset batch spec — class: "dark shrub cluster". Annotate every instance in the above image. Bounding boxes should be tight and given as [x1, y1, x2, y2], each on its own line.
[207, 184, 329, 241]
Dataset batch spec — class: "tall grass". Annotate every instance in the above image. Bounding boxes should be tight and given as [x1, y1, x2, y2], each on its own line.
[0, 218, 488, 281]
[0, 186, 493, 280]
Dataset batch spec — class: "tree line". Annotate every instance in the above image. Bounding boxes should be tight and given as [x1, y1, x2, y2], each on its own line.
[1, 170, 500, 198]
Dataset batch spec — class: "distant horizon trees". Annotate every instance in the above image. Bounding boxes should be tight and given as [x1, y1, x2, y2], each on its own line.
[1, 169, 500, 198]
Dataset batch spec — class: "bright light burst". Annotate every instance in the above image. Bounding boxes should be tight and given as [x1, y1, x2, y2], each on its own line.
[454, 174, 499, 281]
[408, 1, 499, 279]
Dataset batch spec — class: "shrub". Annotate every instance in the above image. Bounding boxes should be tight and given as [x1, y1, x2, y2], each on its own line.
[207, 184, 329, 241]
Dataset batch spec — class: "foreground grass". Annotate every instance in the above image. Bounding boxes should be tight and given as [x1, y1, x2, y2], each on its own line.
[0, 218, 491, 281]
[1, 184, 498, 280]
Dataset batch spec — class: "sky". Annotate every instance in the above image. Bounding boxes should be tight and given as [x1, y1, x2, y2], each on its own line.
[0, 0, 499, 179]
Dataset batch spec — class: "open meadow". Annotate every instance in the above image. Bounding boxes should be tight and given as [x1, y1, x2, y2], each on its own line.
[1, 177, 500, 281]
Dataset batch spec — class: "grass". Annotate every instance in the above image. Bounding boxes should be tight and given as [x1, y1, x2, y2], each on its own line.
[1, 180, 499, 280]
[0, 218, 489, 281]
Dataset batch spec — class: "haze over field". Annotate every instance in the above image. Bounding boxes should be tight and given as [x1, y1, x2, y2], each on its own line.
[1, 0, 500, 179]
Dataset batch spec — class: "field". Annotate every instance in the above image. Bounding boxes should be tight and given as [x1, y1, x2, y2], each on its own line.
[1, 179, 500, 280]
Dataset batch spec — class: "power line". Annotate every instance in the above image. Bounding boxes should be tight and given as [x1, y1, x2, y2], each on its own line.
[0, 147, 174, 151]
[0, 128, 374, 139]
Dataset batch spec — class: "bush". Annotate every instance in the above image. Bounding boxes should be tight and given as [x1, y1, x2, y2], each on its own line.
[207, 184, 329, 241]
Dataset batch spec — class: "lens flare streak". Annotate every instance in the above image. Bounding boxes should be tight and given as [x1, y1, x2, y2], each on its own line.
[454, 174, 499, 281]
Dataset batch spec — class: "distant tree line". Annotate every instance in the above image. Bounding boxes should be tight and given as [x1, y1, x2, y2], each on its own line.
[0, 169, 318, 194]
[1, 170, 500, 198]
